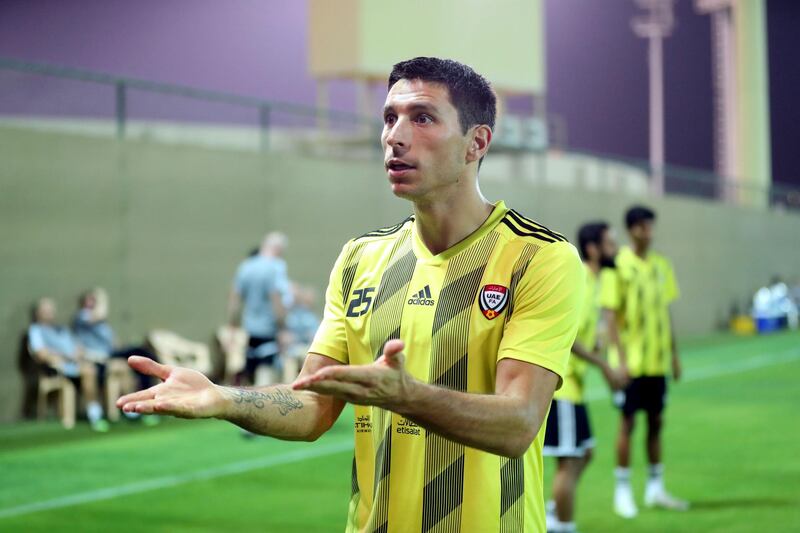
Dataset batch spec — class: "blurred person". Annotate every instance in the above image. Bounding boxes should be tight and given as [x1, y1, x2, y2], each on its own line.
[285, 284, 320, 345]
[28, 297, 109, 432]
[544, 222, 624, 533]
[72, 287, 160, 423]
[227, 232, 292, 386]
[767, 276, 798, 329]
[119, 57, 584, 532]
[279, 283, 321, 381]
[601, 206, 688, 518]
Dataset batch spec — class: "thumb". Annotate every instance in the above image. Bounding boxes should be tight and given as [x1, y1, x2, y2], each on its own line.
[382, 339, 405, 368]
[128, 356, 172, 381]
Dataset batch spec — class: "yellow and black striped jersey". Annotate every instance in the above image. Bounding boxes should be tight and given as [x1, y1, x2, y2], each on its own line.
[599, 246, 679, 377]
[309, 201, 584, 533]
[554, 264, 599, 404]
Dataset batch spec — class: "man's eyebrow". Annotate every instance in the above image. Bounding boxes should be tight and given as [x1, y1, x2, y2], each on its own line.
[382, 103, 439, 115]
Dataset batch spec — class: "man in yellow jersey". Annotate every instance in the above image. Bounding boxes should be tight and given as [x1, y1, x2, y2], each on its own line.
[601, 206, 688, 518]
[543, 222, 624, 533]
[117, 57, 584, 532]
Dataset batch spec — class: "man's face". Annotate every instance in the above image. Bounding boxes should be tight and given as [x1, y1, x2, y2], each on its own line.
[599, 228, 618, 267]
[381, 79, 471, 201]
[628, 220, 654, 249]
[37, 299, 56, 323]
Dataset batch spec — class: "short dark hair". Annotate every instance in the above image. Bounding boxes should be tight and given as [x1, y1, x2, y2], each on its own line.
[577, 222, 609, 260]
[388, 57, 497, 134]
[625, 205, 656, 229]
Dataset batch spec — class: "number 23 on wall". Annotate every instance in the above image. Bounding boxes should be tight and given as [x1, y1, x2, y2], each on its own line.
[347, 287, 375, 317]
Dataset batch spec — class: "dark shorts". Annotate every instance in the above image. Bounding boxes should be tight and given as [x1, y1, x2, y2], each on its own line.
[543, 400, 594, 458]
[614, 376, 667, 417]
[243, 336, 279, 378]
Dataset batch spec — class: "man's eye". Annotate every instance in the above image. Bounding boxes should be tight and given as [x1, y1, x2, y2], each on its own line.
[384, 114, 396, 125]
[415, 114, 433, 124]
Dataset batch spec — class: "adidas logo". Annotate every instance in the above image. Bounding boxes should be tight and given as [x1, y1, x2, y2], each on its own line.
[408, 285, 435, 306]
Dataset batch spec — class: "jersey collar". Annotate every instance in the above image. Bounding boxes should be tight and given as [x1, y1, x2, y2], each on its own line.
[620, 245, 652, 266]
[411, 201, 508, 264]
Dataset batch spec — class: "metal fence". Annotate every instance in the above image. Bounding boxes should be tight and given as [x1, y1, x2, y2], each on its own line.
[1, 57, 798, 210]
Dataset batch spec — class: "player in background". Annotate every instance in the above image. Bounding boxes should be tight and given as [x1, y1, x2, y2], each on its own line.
[601, 206, 688, 518]
[544, 222, 625, 533]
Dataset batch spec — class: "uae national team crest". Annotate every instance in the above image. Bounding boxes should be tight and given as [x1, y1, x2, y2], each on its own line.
[479, 284, 509, 320]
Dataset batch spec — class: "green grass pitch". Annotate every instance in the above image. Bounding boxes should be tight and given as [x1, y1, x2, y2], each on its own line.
[1, 331, 798, 532]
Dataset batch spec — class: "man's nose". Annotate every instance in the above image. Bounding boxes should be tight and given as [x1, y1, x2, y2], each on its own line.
[385, 118, 411, 149]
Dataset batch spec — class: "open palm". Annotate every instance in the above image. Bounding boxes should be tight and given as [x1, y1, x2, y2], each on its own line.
[116, 356, 223, 419]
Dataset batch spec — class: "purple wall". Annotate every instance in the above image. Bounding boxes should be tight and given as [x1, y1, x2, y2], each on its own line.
[1, 0, 796, 186]
[0, 0, 357, 122]
[0, 0, 315, 103]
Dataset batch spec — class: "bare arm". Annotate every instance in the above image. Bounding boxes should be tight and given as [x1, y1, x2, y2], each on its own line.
[670, 309, 682, 381]
[270, 290, 287, 329]
[117, 353, 346, 441]
[294, 340, 558, 458]
[399, 357, 557, 458]
[603, 307, 629, 380]
[571, 340, 624, 389]
[31, 347, 64, 367]
[571, 340, 605, 367]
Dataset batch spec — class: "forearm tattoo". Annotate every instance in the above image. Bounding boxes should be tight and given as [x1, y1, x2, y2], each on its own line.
[227, 387, 303, 416]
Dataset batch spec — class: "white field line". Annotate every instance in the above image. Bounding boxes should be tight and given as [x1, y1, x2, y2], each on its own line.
[0, 439, 352, 520]
[1, 346, 798, 520]
[583, 346, 800, 402]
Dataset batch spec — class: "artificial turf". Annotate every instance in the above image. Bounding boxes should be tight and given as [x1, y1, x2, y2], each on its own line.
[1, 331, 798, 532]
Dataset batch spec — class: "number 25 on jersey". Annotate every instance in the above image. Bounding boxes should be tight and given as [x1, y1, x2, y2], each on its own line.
[347, 287, 375, 317]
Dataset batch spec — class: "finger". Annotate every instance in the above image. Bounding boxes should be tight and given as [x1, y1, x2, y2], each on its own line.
[317, 365, 381, 384]
[148, 399, 196, 419]
[116, 384, 162, 407]
[123, 399, 158, 415]
[124, 398, 183, 417]
[382, 339, 405, 367]
[128, 356, 173, 381]
[298, 379, 371, 401]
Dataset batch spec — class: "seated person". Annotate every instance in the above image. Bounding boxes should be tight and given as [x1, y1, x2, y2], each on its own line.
[278, 284, 321, 382]
[72, 288, 159, 394]
[28, 297, 109, 432]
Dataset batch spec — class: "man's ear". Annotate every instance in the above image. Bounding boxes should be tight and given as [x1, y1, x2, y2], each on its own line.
[466, 125, 492, 164]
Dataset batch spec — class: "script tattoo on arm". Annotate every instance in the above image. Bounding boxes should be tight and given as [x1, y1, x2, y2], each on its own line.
[228, 387, 303, 416]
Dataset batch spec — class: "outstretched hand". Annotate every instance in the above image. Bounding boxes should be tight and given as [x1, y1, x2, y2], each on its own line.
[601, 363, 628, 391]
[116, 356, 224, 419]
[292, 339, 416, 410]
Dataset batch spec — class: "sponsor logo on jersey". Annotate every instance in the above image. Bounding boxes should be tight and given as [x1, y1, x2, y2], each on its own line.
[355, 414, 372, 434]
[479, 284, 509, 320]
[408, 285, 435, 306]
[396, 417, 422, 436]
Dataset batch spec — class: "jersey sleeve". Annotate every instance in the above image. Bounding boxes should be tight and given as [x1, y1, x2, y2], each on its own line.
[308, 242, 352, 364]
[497, 241, 585, 384]
[599, 266, 621, 310]
[663, 258, 680, 304]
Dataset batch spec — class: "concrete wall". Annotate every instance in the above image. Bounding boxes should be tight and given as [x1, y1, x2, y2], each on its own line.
[1, 126, 798, 421]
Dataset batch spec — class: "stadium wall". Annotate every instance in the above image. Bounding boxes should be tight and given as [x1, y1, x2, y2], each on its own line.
[1, 126, 798, 422]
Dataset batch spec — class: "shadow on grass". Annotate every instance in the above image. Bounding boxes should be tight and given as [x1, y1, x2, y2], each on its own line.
[689, 497, 799, 510]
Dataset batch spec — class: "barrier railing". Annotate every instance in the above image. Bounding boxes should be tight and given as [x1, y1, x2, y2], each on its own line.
[1, 57, 797, 210]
